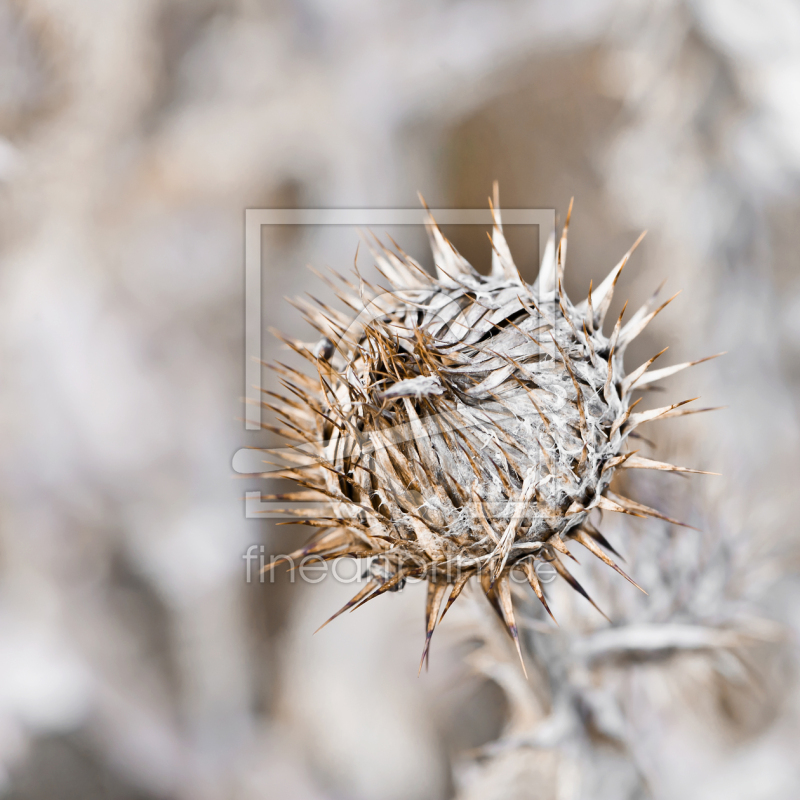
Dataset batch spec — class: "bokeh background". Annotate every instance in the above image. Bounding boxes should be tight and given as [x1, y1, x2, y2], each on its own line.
[2, 0, 800, 798]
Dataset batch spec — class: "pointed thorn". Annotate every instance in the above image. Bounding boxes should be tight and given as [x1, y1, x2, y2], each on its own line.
[552, 556, 610, 622]
[438, 573, 471, 623]
[574, 531, 647, 594]
[522, 561, 557, 625]
[314, 580, 378, 634]
[496, 578, 528, 678]
[419, 582, 447, 673]
[580, 523, 626, 562]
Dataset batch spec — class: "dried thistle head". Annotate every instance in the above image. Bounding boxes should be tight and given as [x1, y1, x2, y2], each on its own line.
[265, 187, 717, 670]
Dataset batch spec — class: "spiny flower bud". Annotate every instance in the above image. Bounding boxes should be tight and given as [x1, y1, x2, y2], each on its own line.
[263, 187, 718, 671]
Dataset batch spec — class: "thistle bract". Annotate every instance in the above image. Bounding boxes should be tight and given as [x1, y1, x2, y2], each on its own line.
[265, 190, 716, 669]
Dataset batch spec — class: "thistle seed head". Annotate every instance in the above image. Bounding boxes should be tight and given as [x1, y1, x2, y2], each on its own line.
[265, 188, 717, 668]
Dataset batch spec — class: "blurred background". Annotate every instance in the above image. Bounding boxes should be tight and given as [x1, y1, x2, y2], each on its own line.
[1, 0, 800, 798]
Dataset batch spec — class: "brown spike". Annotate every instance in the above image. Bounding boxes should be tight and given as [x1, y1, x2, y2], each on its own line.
[585, 279, 595, 333]
[582, 320, 597, 364]
[621, 347, 669, 395]
[379, 237, 430, 289]
[655, 404, 725, 420]
[550, 332, 587, 434]
[274, 364, 322, 393]
[259, 533, 336, 573]
[282, 545, 370, 570]
[267, 328, 335, 368]
[521, 561, 557, 625]
[608, 300, 628, 351]
[306, 264, 363, 314]
[551, 555, 610, 622]
[419, 582, 448, 674]
[619, 291, 681, 347]
[609, 397, 642, 437]
[257, 490, 331, 502]
[259, 555, 291, 575]
[383, 233, 436, 286]
[556, 197, 574, 284]
[578, 521, 625, 562]
[419, 193, 476, 281]
[257, 422, 309, 443]
[516, 291, 547, 321]
[438, 573, 471, 623]
[603, 301, 628, 402]
[534, 435, 556, 475]
[548, 535, 579, 563]
[479, 569, 506, 622]
[594, 494, 646, 519]
[314, 580, 379, 634]
[606, 491, 699, 530]
[527, 392, 553, 433]
[349, 570, 408, 612]
[601, 449, 639, 473]
[558, 283, 583, 342]
[622, 454, 719, 475]
[252, 506, 337, 520]
[604, 344, 616, 403]
[630, 352, 725, 390]
[573, 530, 647, 594]
[472, 487, 500, 544]
[593, 231, 646, 326]
[627, 397, 698, 428]
[261, 385, 312, 413]
[487, 189, 522, 283]
[496, 578, 528, 677]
